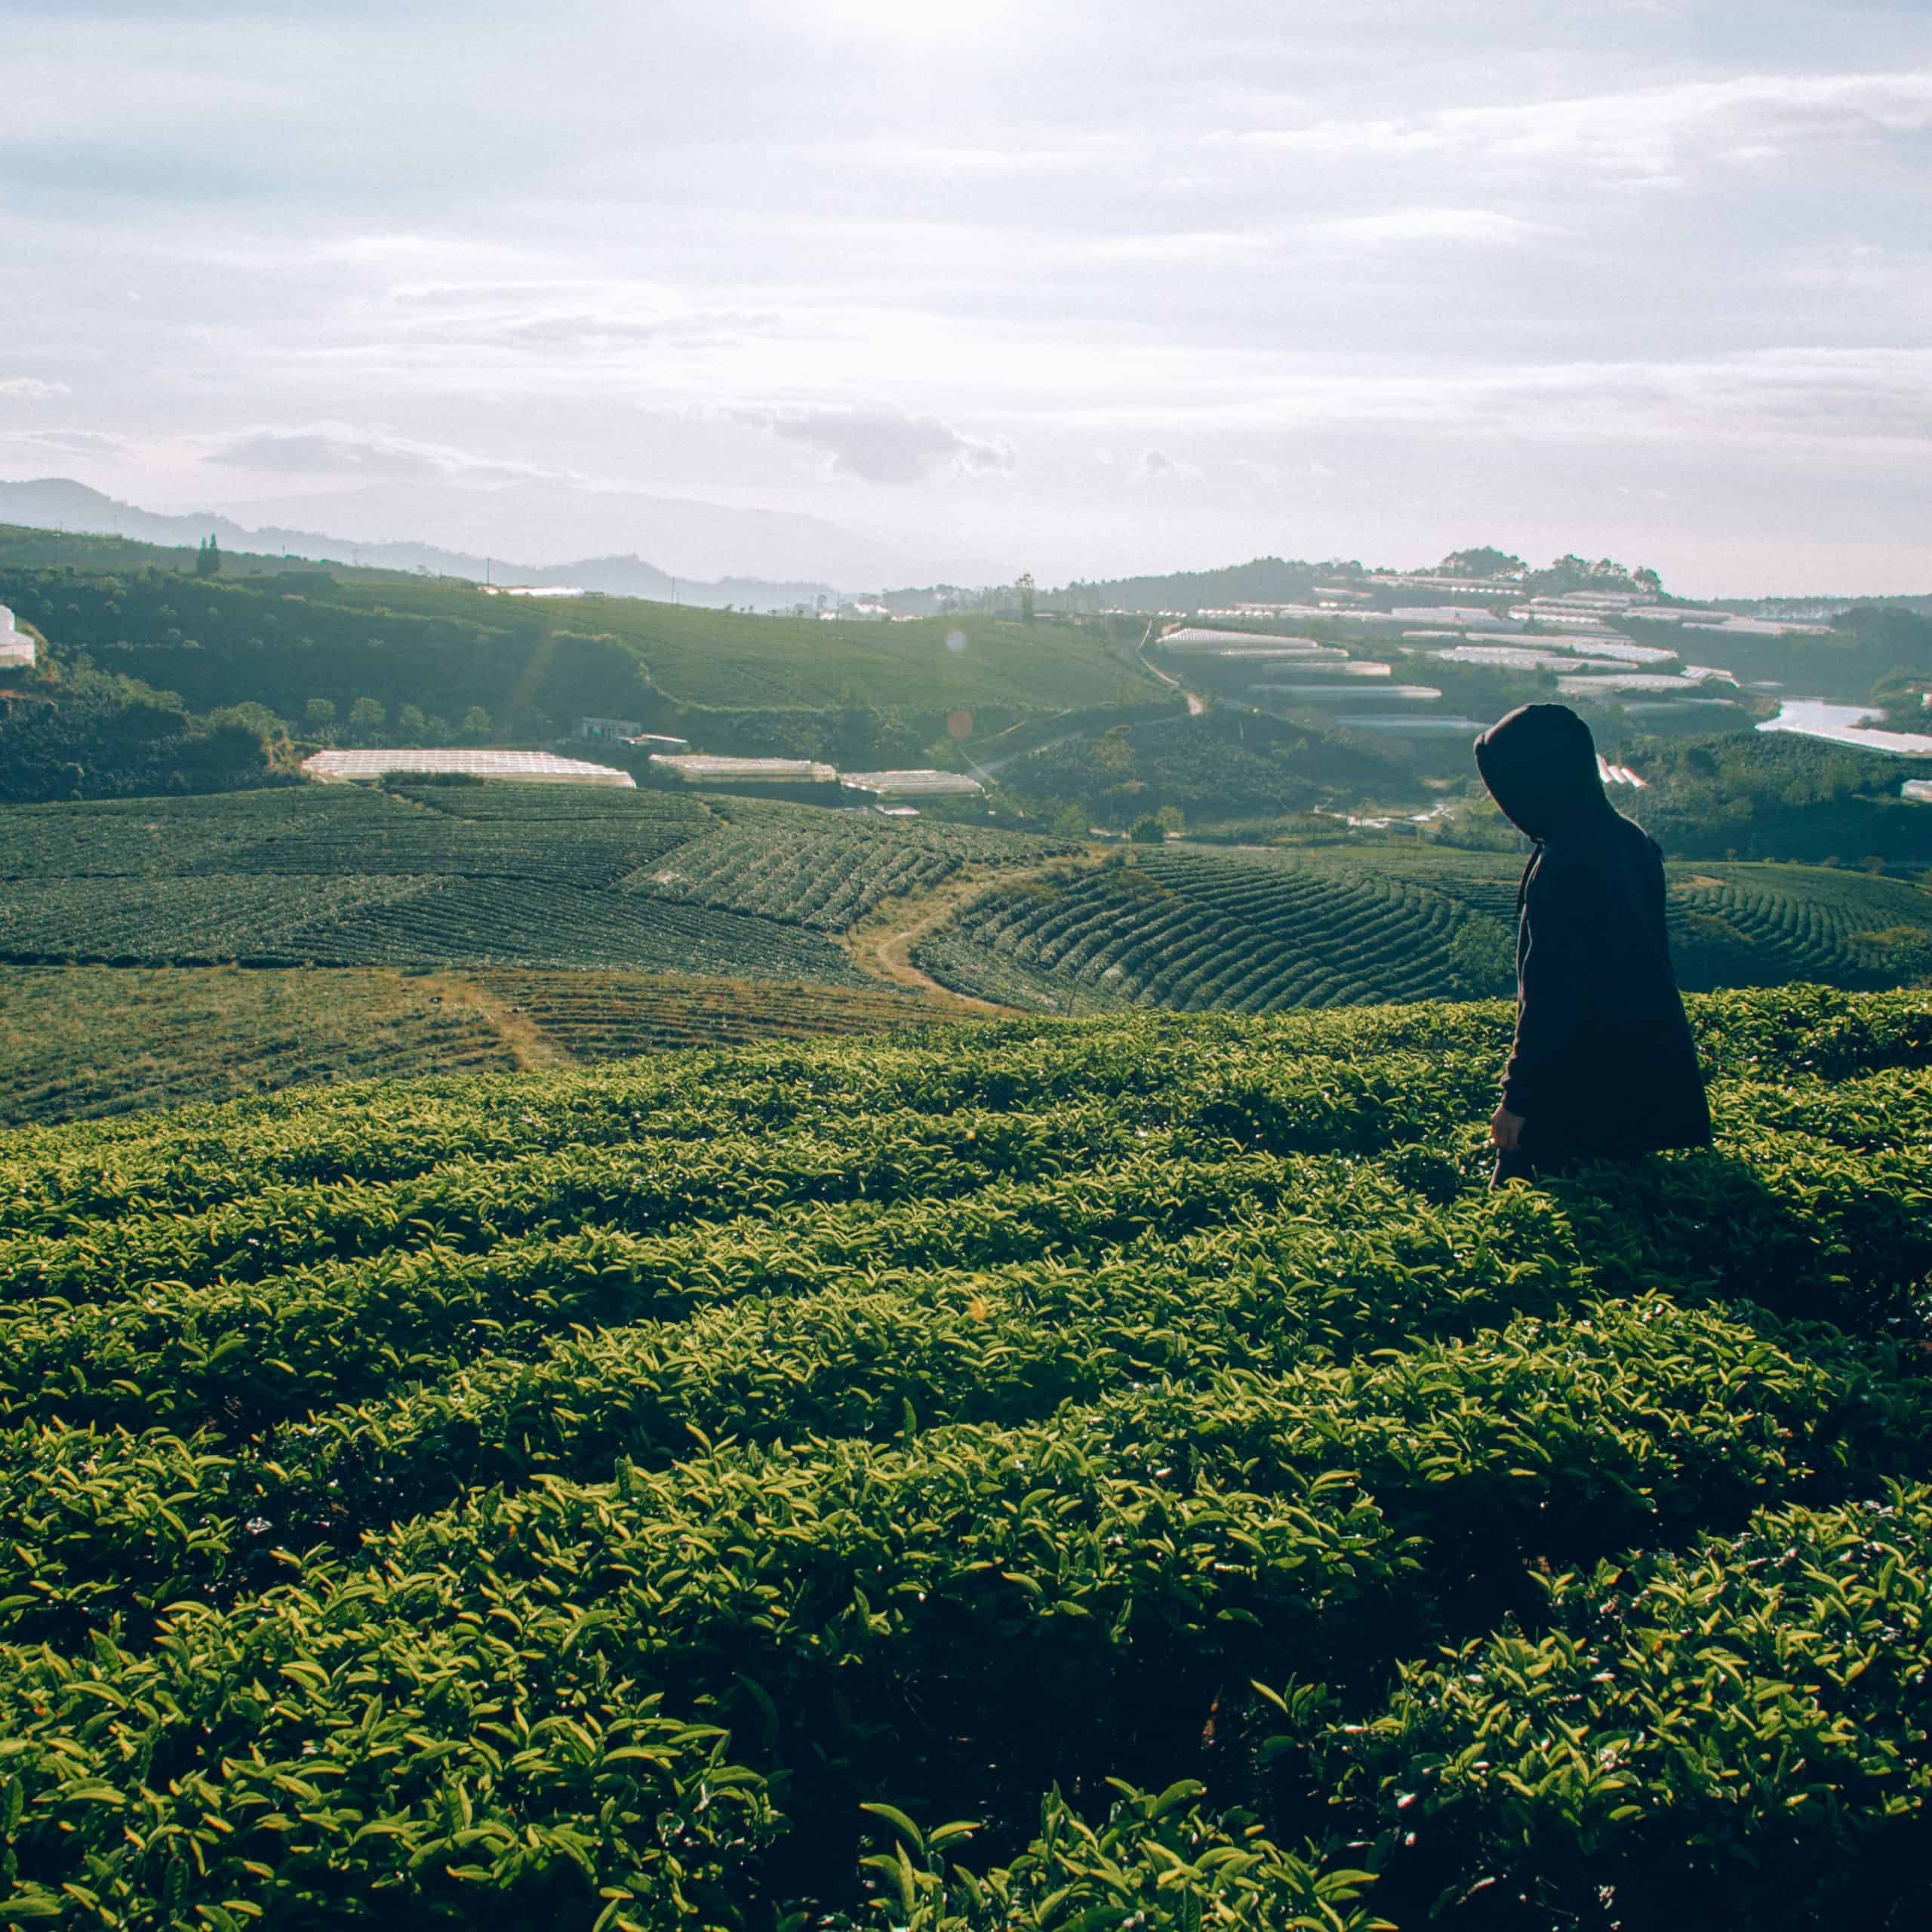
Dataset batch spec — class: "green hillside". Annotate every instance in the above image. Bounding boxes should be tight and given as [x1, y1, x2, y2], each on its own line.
[0, 521, 417, 581]
[2, 986, 1930, 1927]
[915, 844, 1932, 1014]
[0, 550, 1158, 726]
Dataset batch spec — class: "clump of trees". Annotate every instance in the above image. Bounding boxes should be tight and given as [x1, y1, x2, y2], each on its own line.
[0, 664, 288, 803]
[1447, 912, 1516, 994]
[1627, 731, 1931, 864]
[1434, 546, 1663, 595]
[0, 564, 654, 734]
[994, 711, 1395, 831]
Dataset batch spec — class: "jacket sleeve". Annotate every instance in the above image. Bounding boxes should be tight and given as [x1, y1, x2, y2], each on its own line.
[1502, 854, 1601, 1117]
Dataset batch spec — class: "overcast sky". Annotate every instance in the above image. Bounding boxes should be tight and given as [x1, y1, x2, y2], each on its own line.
[2, 0, 1928, 592]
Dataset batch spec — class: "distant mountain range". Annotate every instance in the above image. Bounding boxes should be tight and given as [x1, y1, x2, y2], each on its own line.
[0, 478, 996, 610]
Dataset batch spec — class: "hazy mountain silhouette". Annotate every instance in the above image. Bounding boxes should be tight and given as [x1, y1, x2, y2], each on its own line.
[0, 478, 996, 608]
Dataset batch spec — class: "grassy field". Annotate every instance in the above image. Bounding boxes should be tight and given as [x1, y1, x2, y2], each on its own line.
[1, 985, 1929, 1928]
[915, 844, 1932, 1014]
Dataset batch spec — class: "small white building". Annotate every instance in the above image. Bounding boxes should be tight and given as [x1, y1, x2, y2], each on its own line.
[0, 605, 34, 669]
[1161, 627, 1328, 651]
[303, 749, 635, 786]
[840, 769, 986, 802]
[1558, 673, 1707, 696]
[651, 754, 837, 786]
[1904, 780, 1932, 806]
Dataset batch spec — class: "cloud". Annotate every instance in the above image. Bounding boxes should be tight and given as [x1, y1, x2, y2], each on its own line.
[199, 422, 567, 483]
[1237, 68, 1932, 184]
[1186, 345, 1932, 451]
[0, 377, 69, 400]
[0, 429, 125, 455]
[743, 407, 1014, 484]
[383, 281, 785, 357]
[1309, 207, 1549, 248]
[1135, 448, 1204, 483]
[1087, 230, 1275, 264]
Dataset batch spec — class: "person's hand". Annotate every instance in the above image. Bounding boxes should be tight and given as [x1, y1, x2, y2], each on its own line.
[1491, 1104, 1525, 1151]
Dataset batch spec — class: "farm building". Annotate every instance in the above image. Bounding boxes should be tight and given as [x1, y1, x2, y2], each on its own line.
[1906, 780, 1932, 805]
[576, 716, 645, 741]
[1254, 683, 1442, 703]
[1558, 672, 1709, 696]
[620, 733, 691, 752]
[301, 749, 635, 786]
[0, 605, 34, 669]
[839, 769, 986, 802]
[650, 755, 838, 789]
[1159, 627, 1325, 651]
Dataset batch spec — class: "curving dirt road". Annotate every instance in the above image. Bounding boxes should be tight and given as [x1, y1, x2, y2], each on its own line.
[1136, 619, 1207, 714]
[841, 863, 1067, 1016]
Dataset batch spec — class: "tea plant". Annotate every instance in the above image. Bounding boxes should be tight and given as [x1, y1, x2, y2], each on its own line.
[917, 849, 1932, 1015]
[0, 983, 1930, 1930]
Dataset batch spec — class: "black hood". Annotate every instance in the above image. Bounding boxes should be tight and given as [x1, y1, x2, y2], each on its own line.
[1473, 703, 1608, 840]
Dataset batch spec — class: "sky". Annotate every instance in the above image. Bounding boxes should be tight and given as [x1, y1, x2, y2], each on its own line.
[1, 0, 1929, 593]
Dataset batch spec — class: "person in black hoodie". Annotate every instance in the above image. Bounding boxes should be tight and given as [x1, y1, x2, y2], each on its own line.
[1472, 703, 1711, 1184]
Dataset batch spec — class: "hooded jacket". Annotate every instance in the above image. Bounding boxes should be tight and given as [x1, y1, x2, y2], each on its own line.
[1473, 704, 1711, 1160]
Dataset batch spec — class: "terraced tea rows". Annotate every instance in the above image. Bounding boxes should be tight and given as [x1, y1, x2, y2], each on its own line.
[0, 965, 515, 1126]
[2, 985, 1930, 1928]
[0, 783, 712, 882]
[917, 846, 1932, 1014]
[0, 871, 437, 964]
[624, 805, 1075, 931]
[0, 785, 1063, 980]
[0, 965, 961, 1128]
[472, 967, 960, 1057]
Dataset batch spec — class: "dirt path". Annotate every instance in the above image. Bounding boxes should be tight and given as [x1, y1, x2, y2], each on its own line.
[1136, 618, 1207, 714]
[423, 972, 577, 1069]
[842, 863, 1066, 1016]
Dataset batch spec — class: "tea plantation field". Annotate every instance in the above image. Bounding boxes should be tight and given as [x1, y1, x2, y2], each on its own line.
[917, 844, 1932, 1014]
[0, 786, 1075, 977]
[2, 985, 1930, 1928]
[0, 965, 958, 1128]
[0, 966, 515, 1126]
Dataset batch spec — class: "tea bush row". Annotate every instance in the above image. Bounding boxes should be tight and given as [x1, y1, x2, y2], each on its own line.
[916, 851, 1932, 1015]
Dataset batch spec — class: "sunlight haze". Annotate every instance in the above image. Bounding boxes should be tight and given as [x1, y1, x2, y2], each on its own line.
[2, 0, 1927, 592]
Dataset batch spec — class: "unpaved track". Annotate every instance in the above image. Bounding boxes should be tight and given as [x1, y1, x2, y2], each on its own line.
[423, 972, 577, 1069]
[843, 863, 1069, 1016]
[1136, 619, 1207, 715]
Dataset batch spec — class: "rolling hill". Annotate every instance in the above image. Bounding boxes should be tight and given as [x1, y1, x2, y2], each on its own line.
[0, 533, 1159, 726]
